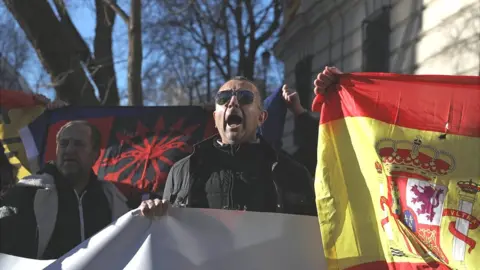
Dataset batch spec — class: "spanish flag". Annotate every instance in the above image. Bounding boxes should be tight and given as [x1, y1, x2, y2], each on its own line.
[312, 74, 480, 269]
[0, 89, 45, 179]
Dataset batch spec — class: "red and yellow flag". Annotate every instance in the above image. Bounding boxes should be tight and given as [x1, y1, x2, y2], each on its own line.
[312, 74, 480, 269]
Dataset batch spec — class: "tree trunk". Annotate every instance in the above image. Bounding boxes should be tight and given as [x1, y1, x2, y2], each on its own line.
[3, 0, 99, 105]
[206, 52, 211, 102]
[127, 0, 143, 106]
[189, 85, 194, 105]
[243, 56, 255, 81]
[94, 0, 120, 105]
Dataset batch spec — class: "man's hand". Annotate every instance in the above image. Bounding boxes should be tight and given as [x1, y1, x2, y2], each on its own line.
[282, 84, 306, 116]
[314, 66, 343, 95]
[46, 100, 69, 110]
[32, 93, 51, 104]
[32, 93, 69, 109]
[139, 199, 169, 217]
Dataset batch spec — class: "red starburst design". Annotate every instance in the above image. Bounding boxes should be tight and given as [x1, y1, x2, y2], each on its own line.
[98, 116, 200, 192]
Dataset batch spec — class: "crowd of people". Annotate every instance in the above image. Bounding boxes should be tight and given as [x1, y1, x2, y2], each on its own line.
[0, 66, 342, 260]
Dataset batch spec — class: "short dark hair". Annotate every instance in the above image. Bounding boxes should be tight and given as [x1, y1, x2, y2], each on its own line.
[227, 76, 263, 110]
[56, 120, 102, 152]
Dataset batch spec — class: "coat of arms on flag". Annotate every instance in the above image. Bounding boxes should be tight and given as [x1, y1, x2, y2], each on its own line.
[313, 73, 480, 270]
[375, 137, 452, 263]
[374, 135, 480, 268]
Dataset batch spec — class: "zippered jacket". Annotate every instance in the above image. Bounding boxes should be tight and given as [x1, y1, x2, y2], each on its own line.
[0, 163, 130, 259]
[163, 135, 317, 216]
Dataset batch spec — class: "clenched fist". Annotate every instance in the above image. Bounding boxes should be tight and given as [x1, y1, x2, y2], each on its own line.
[314, 66, 343, 95]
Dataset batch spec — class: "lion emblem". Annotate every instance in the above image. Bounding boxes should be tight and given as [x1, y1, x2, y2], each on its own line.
[410, 184, 444, 222]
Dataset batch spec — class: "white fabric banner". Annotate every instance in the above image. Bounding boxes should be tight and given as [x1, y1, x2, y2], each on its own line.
[0, 208, 325, 270]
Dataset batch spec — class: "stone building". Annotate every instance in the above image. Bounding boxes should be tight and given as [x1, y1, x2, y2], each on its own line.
[274, 0, 479, 153]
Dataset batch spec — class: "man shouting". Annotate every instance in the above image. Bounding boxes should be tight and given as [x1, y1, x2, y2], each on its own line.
[162, 76, 316, 215]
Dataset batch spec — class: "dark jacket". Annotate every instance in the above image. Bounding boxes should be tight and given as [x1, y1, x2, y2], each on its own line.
[0, 143, 15, 198]
[163, 135, 317, 216]
[0, 163, 130, 259]
[293, 111, 319, 176]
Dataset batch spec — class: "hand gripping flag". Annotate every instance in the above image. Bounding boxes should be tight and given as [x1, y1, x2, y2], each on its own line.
[312, 73, 480, 269]
[0, 89, 45, 179]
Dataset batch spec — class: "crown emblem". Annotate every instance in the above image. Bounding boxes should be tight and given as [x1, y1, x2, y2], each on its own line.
[375, 136, 456, 177]
[457, 180, 480, 194]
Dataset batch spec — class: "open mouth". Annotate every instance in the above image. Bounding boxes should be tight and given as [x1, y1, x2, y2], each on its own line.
[226, 114, 243, 128]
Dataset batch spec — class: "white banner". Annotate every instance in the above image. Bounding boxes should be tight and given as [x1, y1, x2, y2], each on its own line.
[0, 208, 325, 270]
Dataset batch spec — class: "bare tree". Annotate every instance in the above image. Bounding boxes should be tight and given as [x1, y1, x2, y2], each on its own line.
[4, 0, 96, 104]
[142, 41, 208, 105]
[92, 0, 121, 105]
[148, 0, 282, 101]
[144, 67, 190, 106]
[2, 0, 142, 105]
[103, 0, 144, 105]
[0, 7, 33, 91]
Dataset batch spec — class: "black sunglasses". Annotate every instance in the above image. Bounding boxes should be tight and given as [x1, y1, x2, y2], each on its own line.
[215, 89, 255, 106]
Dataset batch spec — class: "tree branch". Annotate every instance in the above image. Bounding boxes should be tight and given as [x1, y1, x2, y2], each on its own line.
[127, 0, 143, 105]
[255, 0, 281, 47]
[254, 1, 274, 29]
[232, 0, 247, 77]
[103, 0, 129, 23]
[4, 0, 99, 105]
[52, 0, 93, 62]
[245, 0, 256, 53]
[222, 5, 232, 77]
[191, 2, 228, 79]
[93, 0, 119, 105]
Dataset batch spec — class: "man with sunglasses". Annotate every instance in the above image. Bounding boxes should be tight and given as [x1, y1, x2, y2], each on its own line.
[162, 76, 316, 216]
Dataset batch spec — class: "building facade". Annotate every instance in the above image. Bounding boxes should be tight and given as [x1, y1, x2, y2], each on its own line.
[274, 0, 480, 153]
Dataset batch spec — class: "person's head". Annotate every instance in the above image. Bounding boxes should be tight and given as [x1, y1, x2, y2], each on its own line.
[55, 121, 101, 182]
[213, 76, 268, 144]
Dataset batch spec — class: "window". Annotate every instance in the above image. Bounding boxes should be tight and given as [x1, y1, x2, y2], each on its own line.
[363, 7, 391, 72]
